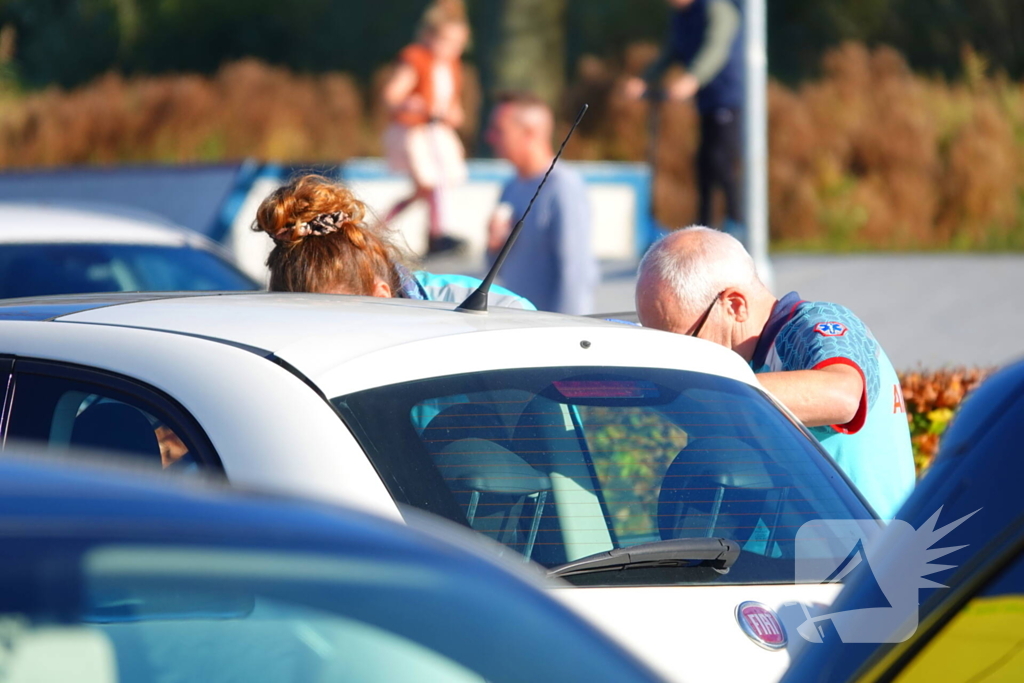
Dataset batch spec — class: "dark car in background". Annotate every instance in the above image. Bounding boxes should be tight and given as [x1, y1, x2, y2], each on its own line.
[782, 358, 1024, 683]
[0, 204, 258, 298]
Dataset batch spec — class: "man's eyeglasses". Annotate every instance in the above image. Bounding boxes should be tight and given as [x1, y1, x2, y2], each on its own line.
[689, 290, 725, 338]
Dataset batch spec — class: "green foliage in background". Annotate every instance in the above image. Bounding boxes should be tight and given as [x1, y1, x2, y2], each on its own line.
[0, 0, 430, 87]
[1, 0, 1022, 90]
[579, 406, 688, 541]
[577, 370, 990, 539]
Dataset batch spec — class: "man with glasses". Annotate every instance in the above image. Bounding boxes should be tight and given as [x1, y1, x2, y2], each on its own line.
[635, 226, 914, 519]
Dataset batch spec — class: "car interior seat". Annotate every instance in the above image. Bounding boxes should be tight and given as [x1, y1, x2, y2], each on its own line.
[434, 438, 551, 561]
[70, 402, 162, 465]
[508, 395, 603, 566]
[657, 436, 781, 550]
[422, 401, 513, 456]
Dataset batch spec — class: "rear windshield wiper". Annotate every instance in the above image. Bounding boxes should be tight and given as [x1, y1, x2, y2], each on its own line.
[548, 538, 740, 579]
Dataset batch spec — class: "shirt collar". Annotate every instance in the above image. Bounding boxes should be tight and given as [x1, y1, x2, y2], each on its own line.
[396, 264, 428, 300]
[750, 291, 803, 370]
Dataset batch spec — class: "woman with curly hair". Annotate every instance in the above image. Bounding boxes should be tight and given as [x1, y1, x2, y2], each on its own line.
[253, 174, 533, 309]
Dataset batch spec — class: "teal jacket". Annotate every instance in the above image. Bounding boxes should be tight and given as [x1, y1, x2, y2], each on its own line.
[399, 268, 537, 311]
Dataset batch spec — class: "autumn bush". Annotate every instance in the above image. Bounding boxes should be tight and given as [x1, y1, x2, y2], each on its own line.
[0, 59, 368, 167]
[899, 367, 993, 475]
[0, 43, 1021, 249]
[576, 367, 989, 538]
[568, 42, 1024, 250]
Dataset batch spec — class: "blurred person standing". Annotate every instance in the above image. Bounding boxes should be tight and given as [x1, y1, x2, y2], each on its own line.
[485, 93, 597, 315]
[626, 0, 744, 233]
[382, 0, 470, 256]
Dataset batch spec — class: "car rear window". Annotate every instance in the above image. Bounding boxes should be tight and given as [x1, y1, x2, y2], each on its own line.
[334, 367, 872, 586]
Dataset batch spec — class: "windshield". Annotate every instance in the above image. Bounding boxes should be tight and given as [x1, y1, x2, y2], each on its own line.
[0, 243, 257, 298]
[334, 367, 873, 586]
[0, 543, 655, 683]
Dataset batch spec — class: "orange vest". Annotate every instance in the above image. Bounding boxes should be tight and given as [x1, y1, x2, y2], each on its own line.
[392, 44, 463, 127]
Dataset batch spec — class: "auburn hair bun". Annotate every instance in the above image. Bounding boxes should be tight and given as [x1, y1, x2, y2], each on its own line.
[252, 174, 408, 295]
[255, 175, 367, 245]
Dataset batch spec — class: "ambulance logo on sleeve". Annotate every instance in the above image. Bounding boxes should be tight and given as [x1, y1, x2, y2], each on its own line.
[814, 322, 848, 337]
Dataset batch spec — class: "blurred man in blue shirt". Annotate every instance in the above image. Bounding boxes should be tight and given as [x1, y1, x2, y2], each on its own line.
[485, 92, 598, 315]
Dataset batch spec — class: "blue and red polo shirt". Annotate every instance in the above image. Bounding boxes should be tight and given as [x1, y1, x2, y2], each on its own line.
[751, 292, 915, 519]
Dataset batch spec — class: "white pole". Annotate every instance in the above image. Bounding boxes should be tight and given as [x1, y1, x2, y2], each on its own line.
[743, 0, 772, 289]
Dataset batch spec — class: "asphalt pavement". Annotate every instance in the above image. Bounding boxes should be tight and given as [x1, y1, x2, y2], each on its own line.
[423, 251, 1024, 370]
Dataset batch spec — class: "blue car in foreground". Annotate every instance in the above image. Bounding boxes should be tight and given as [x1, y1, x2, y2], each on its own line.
[0, 453, 663, 683]
[782, 358, 1024, 683]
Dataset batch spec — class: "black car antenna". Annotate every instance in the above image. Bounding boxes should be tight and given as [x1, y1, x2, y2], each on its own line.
[455, 103, 589, 314]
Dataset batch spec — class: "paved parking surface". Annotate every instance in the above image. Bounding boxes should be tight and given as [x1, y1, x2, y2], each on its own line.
[423, 252, 1024, 369]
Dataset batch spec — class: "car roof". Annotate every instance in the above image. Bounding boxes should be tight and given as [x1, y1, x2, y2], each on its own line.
[0, 291, 757, 389]
[0, 452, 519, 571]
[0, 203, 214, 248]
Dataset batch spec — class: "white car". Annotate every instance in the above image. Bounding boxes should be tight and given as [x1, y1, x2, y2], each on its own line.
[0, 292, 875, 682]
[0, 203, 257, 297]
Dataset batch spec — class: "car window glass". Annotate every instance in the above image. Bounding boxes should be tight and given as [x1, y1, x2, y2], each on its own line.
[0, 541, 660, 683]
[7, 372, 201, 472]
[894, 547, 1024, 682]
[0, 244, 256, 298]
[335, 367, 872, 586]
[577, 404, 690, 544]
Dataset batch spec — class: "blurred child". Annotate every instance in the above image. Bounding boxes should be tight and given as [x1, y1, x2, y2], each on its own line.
[382, 0, 470, 256]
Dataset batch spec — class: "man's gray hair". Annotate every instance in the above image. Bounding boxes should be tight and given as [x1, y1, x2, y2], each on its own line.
[638, 226, 761, 314]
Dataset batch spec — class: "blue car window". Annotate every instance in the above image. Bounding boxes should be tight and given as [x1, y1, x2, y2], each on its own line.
[0, 542, 659, 683]
[7, 370, 205, 472]
[0, 243, 256, 298]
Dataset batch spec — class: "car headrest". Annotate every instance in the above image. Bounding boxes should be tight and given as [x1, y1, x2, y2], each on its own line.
[423, 403, 511, 455]
[70, 402, 161, 462]
[436, 438, 551, 496]
[659, 435, 774, 502]
[658, 436, 776, 541]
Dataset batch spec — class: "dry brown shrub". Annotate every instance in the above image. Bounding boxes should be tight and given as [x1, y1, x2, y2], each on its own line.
[767, 81, 819, 240]
[899, 367, 993, 473]
[560, 40, 1024, 245]
[937, 101, 1019, 245]
[559, 42, 700, 226]
[766, 42, 1024, 249]
[651, 102, 700, 227]
[562, 54, 616, 160]
[0, 59, 366, 168]
[0, 42, 1021, 250]
[772, 44, 946, 248]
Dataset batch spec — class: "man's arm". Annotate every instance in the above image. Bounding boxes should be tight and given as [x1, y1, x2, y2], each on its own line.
[658, 0, 741, 101]
[757, 364, 864, 428]
[382, 63, 421, 114]
[687, 0, 741, 86]
[642, 47, 677, 87]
